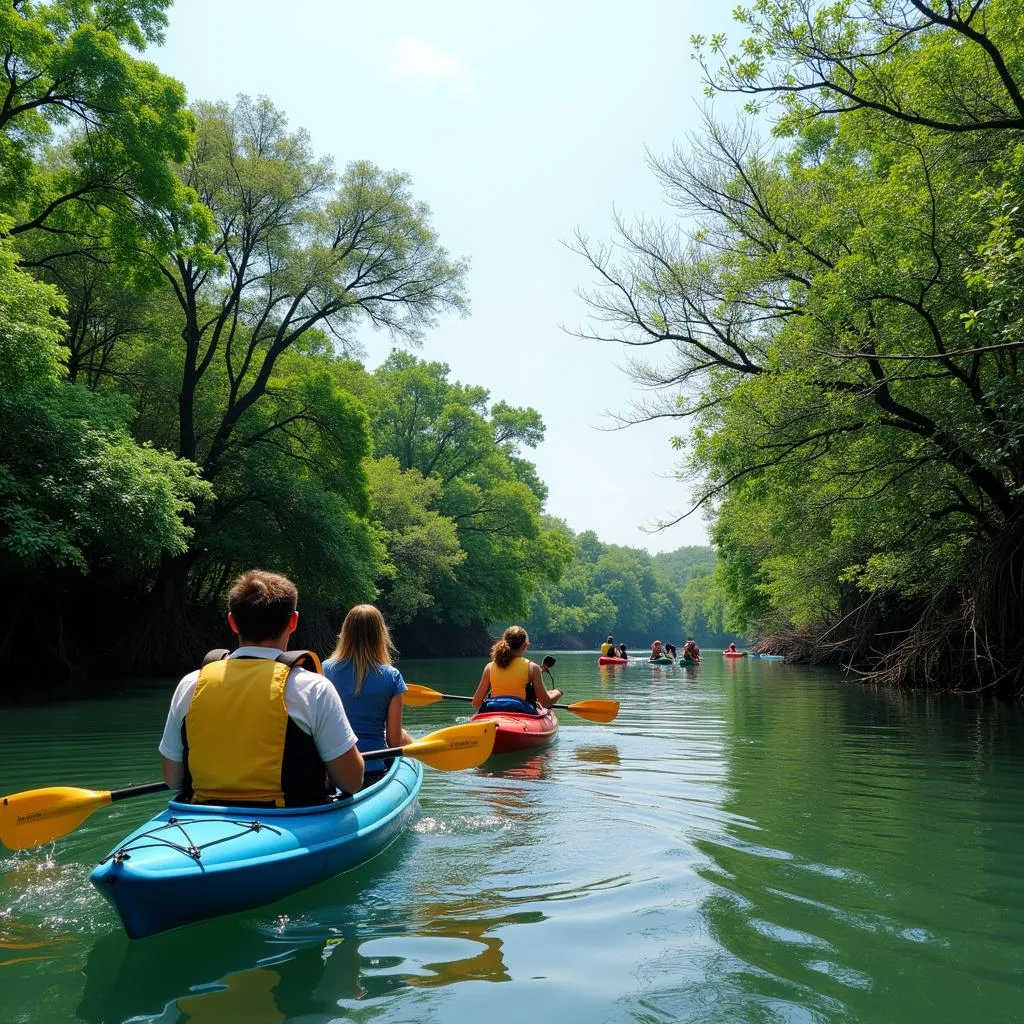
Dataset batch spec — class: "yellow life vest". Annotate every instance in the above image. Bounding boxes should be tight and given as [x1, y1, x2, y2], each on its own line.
[489, 657, 531, 700]
[600, 642, 614, 656]
[184, 656, 324, 807]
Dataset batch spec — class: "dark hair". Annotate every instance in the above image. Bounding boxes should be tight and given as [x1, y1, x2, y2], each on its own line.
[491, 625, 528, 669]
[228, 569, 298, 643]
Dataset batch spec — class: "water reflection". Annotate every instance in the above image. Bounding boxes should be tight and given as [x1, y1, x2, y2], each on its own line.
[475, 748, 553, 782]
[78, 912, 518, 1022]
[691, 676, 1024, 1022]
[573, 744, 622, 779]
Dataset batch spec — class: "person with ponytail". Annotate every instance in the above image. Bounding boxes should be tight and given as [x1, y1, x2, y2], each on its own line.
[323, 605, 412, 786]
[470, 625, 562, 712]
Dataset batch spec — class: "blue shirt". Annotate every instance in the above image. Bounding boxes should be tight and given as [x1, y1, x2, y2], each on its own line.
[322, 658, 407, 772]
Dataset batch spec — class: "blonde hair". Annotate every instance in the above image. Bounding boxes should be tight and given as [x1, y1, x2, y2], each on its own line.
[491, 625, 528, 669]
[330, 605, 396, 695]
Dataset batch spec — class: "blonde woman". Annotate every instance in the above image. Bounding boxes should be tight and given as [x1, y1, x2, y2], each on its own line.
[471, 625, 562, 711]
[323, 605, 412, 785]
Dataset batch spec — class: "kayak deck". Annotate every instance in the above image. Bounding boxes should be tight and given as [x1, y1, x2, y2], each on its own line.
[90, 757, 423, 939]
[598, 656, 628, 665]
[471, 707, 558, 754]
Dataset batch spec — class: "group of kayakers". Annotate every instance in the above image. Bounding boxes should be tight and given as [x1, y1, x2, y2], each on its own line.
[158, 569, 563, 812]
[600, 635, 704, 664]
[650, 638, 701, 663]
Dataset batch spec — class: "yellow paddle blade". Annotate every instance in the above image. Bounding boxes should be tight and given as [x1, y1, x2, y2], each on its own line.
[404, 721, 496, 770]
[0, 787, 112, 851]
[402, 683, 445, 707]
[565, 699, 620, 724]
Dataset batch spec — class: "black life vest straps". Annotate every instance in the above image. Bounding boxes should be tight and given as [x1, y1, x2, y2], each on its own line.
[200, 648, 323, 672]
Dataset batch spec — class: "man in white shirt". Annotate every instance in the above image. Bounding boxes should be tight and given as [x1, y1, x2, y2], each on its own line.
[159, 569, 363, 805]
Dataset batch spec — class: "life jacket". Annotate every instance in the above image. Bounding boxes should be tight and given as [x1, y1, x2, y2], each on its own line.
[180, 649, 329, 808]
[600, 642, 613, 656]
[489, 656, 532, 701]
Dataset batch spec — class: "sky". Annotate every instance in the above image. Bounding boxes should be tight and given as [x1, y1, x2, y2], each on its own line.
[152, 0, 742, 553]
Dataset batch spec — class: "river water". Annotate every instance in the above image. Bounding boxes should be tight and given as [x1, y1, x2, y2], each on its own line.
[2, 652, 1023, 1023]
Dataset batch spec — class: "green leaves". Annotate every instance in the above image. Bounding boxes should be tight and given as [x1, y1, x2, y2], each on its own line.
[0, 233, 209, 575]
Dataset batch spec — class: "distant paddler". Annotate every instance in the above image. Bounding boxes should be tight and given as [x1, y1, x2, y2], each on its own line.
[600, 635, 616, 657]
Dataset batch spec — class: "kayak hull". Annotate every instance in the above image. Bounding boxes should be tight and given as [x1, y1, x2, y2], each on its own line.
[89, 757, 423, 939]
[598, 656, 627, 665]
[471, 708, 558, 754]
[649, 656, 674, 664]
[681, 657, 700, 667]
[724, 651, 746, 658]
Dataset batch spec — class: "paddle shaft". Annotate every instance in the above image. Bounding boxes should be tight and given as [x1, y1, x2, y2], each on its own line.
[90, 740, 460, 801]
[414, 690, 583, 713]
[110, 782, 169, 802]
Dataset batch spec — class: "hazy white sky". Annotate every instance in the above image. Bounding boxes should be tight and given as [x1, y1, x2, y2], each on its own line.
[154, 0, 741, 552]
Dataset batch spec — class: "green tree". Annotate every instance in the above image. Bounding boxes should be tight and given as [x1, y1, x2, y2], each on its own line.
[0, 226, 207, 579]
[371, 353, 564, 626]
[1, 0, 203, 247]
[365, 456, 465, 623]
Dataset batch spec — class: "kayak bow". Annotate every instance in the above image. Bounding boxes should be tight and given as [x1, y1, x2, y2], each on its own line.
[90, 757, 424, 939]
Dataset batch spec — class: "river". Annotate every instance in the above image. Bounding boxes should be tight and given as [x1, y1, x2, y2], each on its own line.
[2, 652, 1023, 1023]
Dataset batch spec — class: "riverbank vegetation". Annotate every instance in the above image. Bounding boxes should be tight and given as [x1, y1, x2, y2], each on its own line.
[509, 530, 731, 650]
[576, 1, 1024, 695]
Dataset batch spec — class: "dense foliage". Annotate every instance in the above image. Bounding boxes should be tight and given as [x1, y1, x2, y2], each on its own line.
[577, 1, 1024, 692]
[512, 524, 732, 649]
[0, 1, 596, 683]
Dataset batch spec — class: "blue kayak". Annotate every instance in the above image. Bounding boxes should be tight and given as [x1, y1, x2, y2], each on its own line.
[90, 757, 423, 939]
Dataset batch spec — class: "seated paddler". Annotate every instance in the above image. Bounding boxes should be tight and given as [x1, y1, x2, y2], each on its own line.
[159, 569, 364, 806]
[471, 625, 562, 714]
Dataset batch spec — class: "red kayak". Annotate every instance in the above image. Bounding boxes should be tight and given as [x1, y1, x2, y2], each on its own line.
[598, 656, 628, 665]
[471, 706, 558, 754]
[724, 650, 746, 658]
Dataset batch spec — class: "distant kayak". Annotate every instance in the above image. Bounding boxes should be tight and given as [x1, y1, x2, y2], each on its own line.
[757, 653, 784, 661]
[598, 656, 628, 665]
[472, 701, 558, 754]
[723, 651, 746, 658]
[649, 656, 674, 664]
[90, 757, 423, 939]
[681, 656, 700, 667]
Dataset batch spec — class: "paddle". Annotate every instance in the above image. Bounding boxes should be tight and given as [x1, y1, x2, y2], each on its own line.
[0, 721, 497, 852]
[403, 683, 620, 724]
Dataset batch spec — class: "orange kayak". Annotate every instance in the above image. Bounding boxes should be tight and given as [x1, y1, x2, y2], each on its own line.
[471, 707, 558, 754]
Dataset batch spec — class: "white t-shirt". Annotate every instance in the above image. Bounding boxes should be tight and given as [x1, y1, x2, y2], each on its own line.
[158, 647, 358, 764]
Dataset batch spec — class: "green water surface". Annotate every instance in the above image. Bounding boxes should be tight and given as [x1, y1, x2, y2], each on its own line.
[1, 652, 1023, 1023]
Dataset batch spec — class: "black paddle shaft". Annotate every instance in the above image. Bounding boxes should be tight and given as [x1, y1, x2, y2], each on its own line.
[110, 782, 170, 803]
